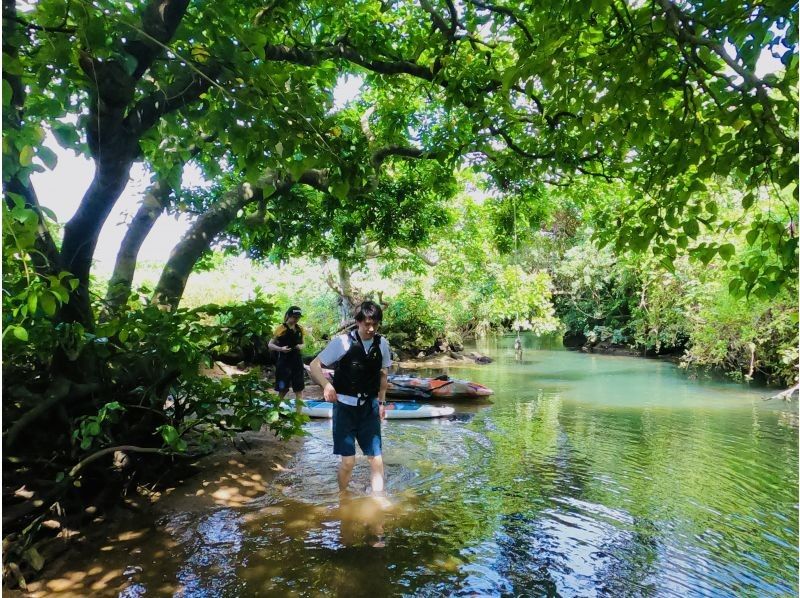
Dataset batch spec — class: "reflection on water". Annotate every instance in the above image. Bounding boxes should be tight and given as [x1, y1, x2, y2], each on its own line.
[37, 335, 800, 596]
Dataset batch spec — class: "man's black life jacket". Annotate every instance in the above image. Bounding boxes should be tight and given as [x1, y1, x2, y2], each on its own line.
[332, 330, 383, 399]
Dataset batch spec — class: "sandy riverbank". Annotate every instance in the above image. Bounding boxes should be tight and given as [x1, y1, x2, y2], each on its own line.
[12, 428, 305, 597]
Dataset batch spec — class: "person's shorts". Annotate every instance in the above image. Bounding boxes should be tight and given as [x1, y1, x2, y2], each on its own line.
[275, 359, 305, 393]
[332, 399, 382, 457]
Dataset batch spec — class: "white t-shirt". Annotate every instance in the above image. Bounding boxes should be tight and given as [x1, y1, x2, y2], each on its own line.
[318, 332, 392, 406]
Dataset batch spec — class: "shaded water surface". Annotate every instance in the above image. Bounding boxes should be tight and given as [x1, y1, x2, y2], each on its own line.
[52, 337, 800, 596]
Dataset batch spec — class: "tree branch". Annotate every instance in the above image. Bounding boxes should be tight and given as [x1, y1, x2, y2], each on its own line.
[420, 0, 453, 38]
[123, 0, 191, 80]
[4, 379, 102, 449]
[489, 125, 555, 160]
[469, 0, 533, 44]
[371, 145, 432, 167]
[264, 43, 438, 81]
[3, 13, 76, 34]
[125, 65, 220, 137]
[69, 445, 165, 478]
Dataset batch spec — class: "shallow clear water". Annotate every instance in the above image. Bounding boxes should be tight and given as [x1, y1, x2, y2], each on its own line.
[73, 336, 800, 596]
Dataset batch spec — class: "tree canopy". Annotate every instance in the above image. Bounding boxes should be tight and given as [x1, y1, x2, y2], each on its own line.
[4, 0, 796, 322]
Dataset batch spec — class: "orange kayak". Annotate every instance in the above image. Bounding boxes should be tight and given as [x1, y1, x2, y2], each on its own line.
[386, 374, 493, 400]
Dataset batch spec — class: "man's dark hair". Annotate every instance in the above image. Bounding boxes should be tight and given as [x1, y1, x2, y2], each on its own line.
[355, 300, 383, 323]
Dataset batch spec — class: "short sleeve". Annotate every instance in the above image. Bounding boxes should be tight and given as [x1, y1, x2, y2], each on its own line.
[381, 337, 392, 368]
[317, 335, 348, 367]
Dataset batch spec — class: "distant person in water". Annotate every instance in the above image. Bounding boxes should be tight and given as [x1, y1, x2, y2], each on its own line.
[268, 306, 306, 412]
[514, 335, 523, 361]
[309, 301, 391, 496]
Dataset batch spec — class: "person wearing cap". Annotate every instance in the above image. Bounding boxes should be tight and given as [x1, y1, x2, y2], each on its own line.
[309, 300, 392, 497]
[268, 306, 306, 411]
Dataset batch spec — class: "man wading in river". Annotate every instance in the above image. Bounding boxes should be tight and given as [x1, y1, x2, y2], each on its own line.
[309, 301, 391, 497]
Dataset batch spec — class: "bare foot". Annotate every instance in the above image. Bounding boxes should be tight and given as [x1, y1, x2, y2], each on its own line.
[369, 493, 392, 510]
[371, 535, 386, 548]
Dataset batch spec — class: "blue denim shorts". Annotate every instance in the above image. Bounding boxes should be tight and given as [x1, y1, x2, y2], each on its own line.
[332, 399, 382, 457]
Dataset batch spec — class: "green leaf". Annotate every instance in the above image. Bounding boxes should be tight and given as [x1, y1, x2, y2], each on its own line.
[745, 228, 760, 245]
[52, 123, 79, 147]
[329, 180, 351, 201]
[37, 146, 58, 170]
[12, 326, 29, 341]
[698, 246, 717, 265]
[39, 205, 58, 221]
[27, 293, 38, 315]
[40, 293, 56, 316]
[19, 145, 35, 166]
[728, 278, 742, 296]
[741, 192, 755, 210]
[718, 243, 735, 261]
[682, 219, 700, 238]
[160, 425, 180, 446]
[2, 79, 12, 107]
[23, 547, 45, 572]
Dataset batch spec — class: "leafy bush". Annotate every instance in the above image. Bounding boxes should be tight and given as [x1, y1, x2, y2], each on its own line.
[682, 281, 799, 386]
[383, 285, 446, 350]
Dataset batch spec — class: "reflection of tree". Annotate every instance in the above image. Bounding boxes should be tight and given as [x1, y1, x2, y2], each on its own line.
[591, 518, 660, 597]
[558, 404, 799, 593]
[435, 389, 798, 595]
[174, 509, 244, 595]
[481, 394, 595, 510]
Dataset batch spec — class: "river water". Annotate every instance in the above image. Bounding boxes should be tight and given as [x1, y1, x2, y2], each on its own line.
[46, 335, 800, 596]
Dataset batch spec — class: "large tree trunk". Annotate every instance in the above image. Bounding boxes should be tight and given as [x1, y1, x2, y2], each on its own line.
[152, 192, 253, 309]
[56, 0, 195, 328]
[337, 260, 355, 323]
[105, 137, 215, 314]
[152, 170, 327, 309]
[59, 149, 138, 327]
[104, 180, 170, 312]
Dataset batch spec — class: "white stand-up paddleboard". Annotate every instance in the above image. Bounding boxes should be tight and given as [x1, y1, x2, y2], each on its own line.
[293, 400, 454, 419]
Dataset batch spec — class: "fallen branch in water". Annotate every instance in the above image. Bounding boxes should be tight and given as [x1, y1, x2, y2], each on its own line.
[68, 445, 165, 478]
[764, 384, 799, 401]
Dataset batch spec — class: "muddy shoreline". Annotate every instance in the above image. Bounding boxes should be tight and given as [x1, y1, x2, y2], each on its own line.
[13, 429, 304, 596]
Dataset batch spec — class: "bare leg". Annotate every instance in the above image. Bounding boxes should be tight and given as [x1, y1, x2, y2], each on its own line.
[338, 456, 355, 492]
[294, 389, 304, 414]
[367, 455, 385, 494]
